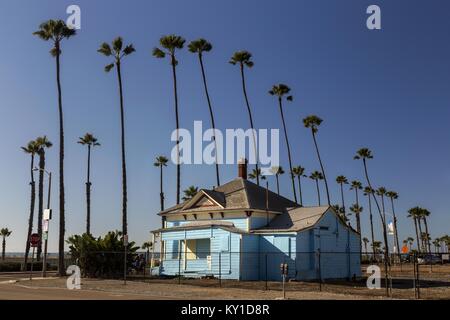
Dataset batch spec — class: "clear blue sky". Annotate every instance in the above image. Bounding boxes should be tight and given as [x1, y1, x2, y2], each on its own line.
[1, 0, 449, 252]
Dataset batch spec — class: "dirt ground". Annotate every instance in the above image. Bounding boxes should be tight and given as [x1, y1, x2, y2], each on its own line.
[0, 278, 371, 300]
[1, 263, 448, 300]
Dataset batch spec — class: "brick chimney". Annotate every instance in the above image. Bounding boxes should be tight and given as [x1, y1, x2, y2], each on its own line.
[238, 158, 247, 179]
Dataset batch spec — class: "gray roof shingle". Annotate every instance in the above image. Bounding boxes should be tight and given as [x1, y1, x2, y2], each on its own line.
[159, 178, 298, 215]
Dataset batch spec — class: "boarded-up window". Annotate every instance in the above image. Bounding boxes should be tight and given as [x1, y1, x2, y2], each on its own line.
[196, 239, 210, 259]
[184, 239, 210, 260]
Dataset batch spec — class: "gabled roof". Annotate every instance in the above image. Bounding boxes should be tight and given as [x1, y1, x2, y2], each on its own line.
[159, 178, 298, 216]
[182, 189, 226, 210]
[252, 206, 359, 234]
[252, 206, 330, 233]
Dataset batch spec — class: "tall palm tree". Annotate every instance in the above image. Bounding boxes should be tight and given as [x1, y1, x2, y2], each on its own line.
[141, 241, 153, 262]
[441, 235, 450, 253]
[364, 186, 376, 254]
[35, 136, 52, 261]
[292, 166, 306, 206]
[350, 180, 362, 206]
[376, 187, 387, 219]
[386, 191, 401, 261]
[421, 208, 432, 254]
[188, 39, 220, 187]
[362, 237, 369, 254]
[21, 140, 39, 268]
[336, 175, 349, 217]
[78, 133, 100, 235]
[229, 51, 259, 185]
[372, 241, 382, 254]
[153, 35, 185, 203]
[182, 186, 199, 201]
[270, 166, 285, 195]
[33, 19, 76, 275]
[406, 237, 414, 251]
[154, 156, 169, 212]
[269, 84, 296, 202]
[415, 208, 426, 251]
[407, 207, 422, 253]
[432, 239, 441, 253]
[354, 148, 390, 284]
[98, 37, 135, 235]
[1, 228, 12, 261]
[303, 116, 330, 205]
[248, 168, 266, 182]
[309, 170, 324, 206]
[349, 204, 363, 236]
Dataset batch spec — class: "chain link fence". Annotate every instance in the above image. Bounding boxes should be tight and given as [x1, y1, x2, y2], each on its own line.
[2, 251, 449, 299]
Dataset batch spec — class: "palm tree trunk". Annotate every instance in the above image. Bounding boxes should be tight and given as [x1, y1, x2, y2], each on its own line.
[297, 176, 303, 206]
[198, 54, 220, 187]
[1, 237, 5, 261]
[340, 183, 345, 217]
[36, 150, 45, 261]
[277, 98, 297, 202]
[417, 218, 424, 252]
[311, 131, 330, 205]
[368, 195, 375, 254]
[275, 174, 280, 195]
[86, 144, 91, 235]
[159, 163, 165, 231]
[315, 179, 321, 206]
[361, 158, 390, 295]
[159, 165, 164, 212]
[390, 198, 401, 262]
[354, 188, 362, 239]
[116, 61, 128, 235]
[171, 55, 181, 204]
[423, 217, 432, 254]
[413, 217, 421, 253]
[55, 45, 66, 276]
[239, 64, 259, 185]
[24, 155, 36, 270]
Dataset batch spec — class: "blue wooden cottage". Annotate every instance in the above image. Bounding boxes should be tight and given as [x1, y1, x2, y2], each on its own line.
[152, 161, 361, 281]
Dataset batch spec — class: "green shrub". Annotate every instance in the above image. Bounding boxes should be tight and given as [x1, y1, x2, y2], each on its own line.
[0, 261, 54, 272]
[0, 262, 22, 272]
[67, 231, 139, 278]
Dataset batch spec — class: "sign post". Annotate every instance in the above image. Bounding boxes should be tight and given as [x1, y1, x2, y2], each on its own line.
[29, 233, 40, 281]
[42, 171, 51, 277]
[42, 208, 52, 277]
[280, 263, 288, 299]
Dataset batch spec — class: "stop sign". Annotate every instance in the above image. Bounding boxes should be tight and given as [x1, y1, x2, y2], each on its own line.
[30, 233, 40, 247]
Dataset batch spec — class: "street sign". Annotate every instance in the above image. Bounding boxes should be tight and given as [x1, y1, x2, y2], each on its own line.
[123, 234, 128, 246]
[43, 209, 52, 220]
[30, 233, 40, 247]
[401, 245, 409, 254]
[42, 232, 48, 241]
[43, 220, 49, 232]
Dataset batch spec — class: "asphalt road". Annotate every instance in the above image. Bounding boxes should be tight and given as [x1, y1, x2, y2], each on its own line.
[0, 283, 167, 300]
[0, 271, 57, 282]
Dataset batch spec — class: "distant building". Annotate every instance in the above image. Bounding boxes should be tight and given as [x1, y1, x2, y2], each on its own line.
[152, 160, 360, 281]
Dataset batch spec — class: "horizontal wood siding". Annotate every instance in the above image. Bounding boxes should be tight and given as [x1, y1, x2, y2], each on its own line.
[160, 227, 240, 279]
[240, 235, 260, 280]
[258, 234, 297, 280]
